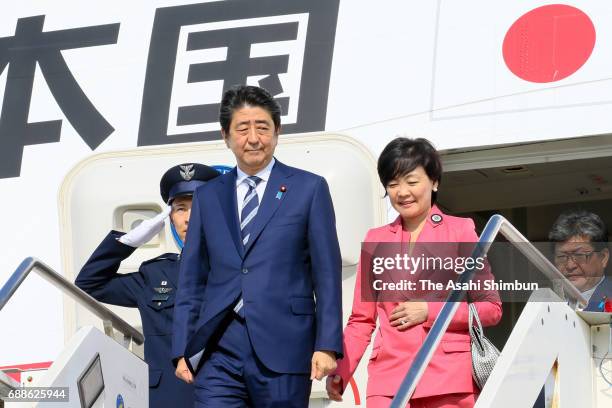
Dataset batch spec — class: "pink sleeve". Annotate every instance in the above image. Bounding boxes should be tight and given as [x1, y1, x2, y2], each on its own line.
[424, 218, 502, 330]
[333, 232, 378, 393]
[424, 300, 502, 330]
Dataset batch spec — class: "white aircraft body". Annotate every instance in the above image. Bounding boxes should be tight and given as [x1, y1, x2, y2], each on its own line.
[1, 1, 611, 407]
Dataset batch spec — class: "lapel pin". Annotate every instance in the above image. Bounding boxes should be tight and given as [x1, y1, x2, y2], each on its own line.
[276, 185, 287, 200]
[161, 280, 167, 286]
[598, 296, 610, 311]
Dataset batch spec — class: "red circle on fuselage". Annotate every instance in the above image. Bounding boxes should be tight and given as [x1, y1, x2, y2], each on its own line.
[503, 4, 595, 83]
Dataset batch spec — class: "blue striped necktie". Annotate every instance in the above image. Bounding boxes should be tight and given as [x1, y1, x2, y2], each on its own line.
[240, 175, 262, 247]
[234, 175, 261, 317]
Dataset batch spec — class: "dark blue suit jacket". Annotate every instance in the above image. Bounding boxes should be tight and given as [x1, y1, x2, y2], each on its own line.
[75, 231, 194, 408]
[584, 276, 612, 311]
[172, 160, 343, 374]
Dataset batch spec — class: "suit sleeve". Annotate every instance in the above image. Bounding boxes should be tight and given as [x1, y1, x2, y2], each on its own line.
[423, 218, 502, 330]
[172, 188, 209, 361]
[75, 231, 143, 307]
[307, 176, 343, 358]
[333, 230, 378, 393]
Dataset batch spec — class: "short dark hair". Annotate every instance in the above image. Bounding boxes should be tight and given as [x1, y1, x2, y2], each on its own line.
[549, 210, 609, 249]
[377, 137, 443, 203]
[219, 85, 282, 133]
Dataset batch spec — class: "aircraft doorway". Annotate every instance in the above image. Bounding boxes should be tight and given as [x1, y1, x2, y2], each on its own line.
[438, 135, 612, 348]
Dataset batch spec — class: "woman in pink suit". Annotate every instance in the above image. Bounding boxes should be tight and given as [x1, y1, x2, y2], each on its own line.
[327, 138, 502, 408]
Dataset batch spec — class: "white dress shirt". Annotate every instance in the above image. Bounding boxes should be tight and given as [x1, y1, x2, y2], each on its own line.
[581, 276, 606, 304]
[235, 158, 275, 220]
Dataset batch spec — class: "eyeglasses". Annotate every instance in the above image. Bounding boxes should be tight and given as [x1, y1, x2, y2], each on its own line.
[554, 251, 601, 265]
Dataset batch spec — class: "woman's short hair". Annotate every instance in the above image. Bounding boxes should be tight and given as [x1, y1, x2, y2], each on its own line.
[377, 137, 442, 203]
[548, 210, 609, 249]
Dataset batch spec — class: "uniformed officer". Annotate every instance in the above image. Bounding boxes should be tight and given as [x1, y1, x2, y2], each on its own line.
[75, 163, 220, 408]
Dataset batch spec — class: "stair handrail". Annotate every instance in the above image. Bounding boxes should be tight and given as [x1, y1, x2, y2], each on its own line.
[0, 257, 144, 347]
[390, 214, 587, 407]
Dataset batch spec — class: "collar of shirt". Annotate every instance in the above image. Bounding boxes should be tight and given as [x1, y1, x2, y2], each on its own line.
[581, 276, 606, 304]
[235, 158, 275, 219]
[235, 157, 275, 187]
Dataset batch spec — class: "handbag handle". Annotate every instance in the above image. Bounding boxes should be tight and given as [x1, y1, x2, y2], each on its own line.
[469, 303, 486, 352]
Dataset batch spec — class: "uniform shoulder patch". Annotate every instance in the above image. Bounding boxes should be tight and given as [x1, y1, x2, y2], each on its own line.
[141, 253, 179, 265]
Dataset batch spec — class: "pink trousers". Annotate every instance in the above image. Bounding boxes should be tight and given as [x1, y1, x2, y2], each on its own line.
[366, 393, 477, 408]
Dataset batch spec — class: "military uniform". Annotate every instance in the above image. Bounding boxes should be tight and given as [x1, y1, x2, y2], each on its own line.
[76, 232, 192, 408]
[75, 163, 220, 408]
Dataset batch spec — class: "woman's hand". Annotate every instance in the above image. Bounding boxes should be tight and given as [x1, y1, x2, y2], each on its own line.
[389, 301, 428, 331]
[326, 375, 343, 401]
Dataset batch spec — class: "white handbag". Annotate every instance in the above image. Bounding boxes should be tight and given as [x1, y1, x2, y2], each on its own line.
[468, 303, 500, 389]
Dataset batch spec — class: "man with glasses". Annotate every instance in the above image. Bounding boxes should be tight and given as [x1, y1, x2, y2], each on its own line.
[549, 210, 611, 311]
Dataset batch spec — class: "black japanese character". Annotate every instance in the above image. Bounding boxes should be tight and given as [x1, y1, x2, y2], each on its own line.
[138, 0, 339, 147]
[0, 15, 119, 178]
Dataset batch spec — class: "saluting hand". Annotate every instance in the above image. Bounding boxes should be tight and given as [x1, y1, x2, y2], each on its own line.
[389, 301, 428, 331]
[310, 351, 337, 381]
[175, 357, 194, 384]
[119, 205, 171, 248]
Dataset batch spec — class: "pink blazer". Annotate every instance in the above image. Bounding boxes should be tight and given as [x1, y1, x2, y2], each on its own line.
[334, 206, 502, 399]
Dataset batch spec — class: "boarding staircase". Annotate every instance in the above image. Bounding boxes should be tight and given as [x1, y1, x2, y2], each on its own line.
[390, 215, 612, 408]
[0, 216, 611, 407]
[0, 258, 147, 407]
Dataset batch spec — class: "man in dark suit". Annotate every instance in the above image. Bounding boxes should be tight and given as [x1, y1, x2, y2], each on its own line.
[172, 85, 343, 407]
[535, 209, 611, 406]
[549, 209, 611, 311]
[75, 163, 220, 408]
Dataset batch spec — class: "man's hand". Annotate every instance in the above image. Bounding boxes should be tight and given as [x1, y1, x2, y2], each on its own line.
[325, 375, 343, 401]
[175, 357, 194, 384]
[310, 351, 337, 381]
[389, 301, 428, 331]
[119, 206, 171, 248]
